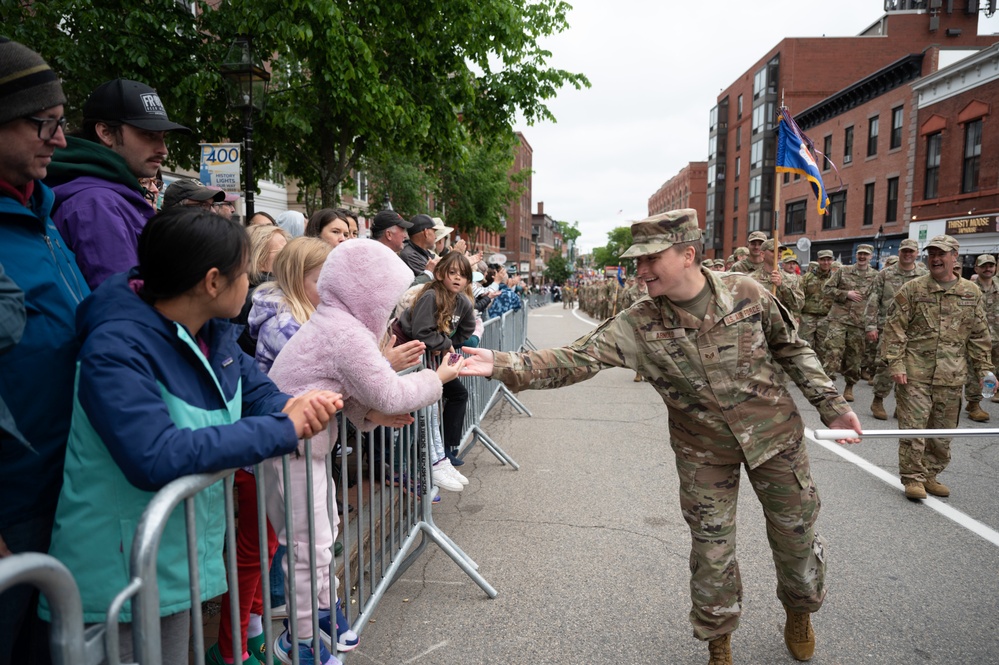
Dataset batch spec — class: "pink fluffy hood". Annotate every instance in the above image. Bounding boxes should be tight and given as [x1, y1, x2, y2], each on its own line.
[268, 239, 442, 456]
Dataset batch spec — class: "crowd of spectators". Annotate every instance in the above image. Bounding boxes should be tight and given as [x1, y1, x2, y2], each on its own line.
[0, 40, 532, 665]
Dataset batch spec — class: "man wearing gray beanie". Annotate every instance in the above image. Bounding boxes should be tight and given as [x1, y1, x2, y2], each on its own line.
[45, 77, 191, 288]
[0, 37, 90, 665]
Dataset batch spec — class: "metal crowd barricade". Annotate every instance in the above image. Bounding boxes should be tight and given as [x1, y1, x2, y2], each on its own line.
[3, 303, 547, 663]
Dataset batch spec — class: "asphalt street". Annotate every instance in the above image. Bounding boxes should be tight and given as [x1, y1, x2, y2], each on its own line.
[347, 303, 999, 665]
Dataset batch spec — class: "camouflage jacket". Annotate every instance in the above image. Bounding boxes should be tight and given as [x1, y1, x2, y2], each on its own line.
[491, 269, 850, 469]
[748, 264, 803, 317]
[823, 264, 877, 327]
[863, 263, 928, 332]
[730, 258, 764, 274]
[882, 275, 994, 386]
[979, 279, 999, 344]
[800, 269, 833, 316]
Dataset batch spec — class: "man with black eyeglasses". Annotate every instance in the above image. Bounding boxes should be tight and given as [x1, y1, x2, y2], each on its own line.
[0, 38, 90, 665]
[45, 78, 191, 288]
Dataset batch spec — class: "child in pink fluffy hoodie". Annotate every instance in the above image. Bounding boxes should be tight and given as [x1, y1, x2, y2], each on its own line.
[264, 239, 462, 665]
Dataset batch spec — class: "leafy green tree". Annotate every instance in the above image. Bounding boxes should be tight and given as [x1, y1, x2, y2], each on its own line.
[543, 253, 572, 285]
[2, 0, 589, 208]
[364, 146, 437, 220]
[592, 226, 633, 270]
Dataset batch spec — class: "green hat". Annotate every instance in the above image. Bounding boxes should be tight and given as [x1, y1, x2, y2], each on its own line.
[734, 246, 749, 258]
[817, 250, 834, 259]
[885, 255, 899, 266]
[620, 209, 701, 259]
[856, 244, 874, 255]
[899, 239, 919, 251]
[976, 254, 996, 267]
[713, 259, 725, 268]
[701, 259, 713, 268]
[748, 231, 768, 243]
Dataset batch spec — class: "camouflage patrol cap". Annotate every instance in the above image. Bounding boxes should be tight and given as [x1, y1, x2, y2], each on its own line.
[899, 239, 918, 251]
[701, 259, 713, 268]
[885, 256, 899, 266]
[734, 247, 749, 258]
[856, 244, 874, 255]
[620, 209, 701, 259]
[748, 231, 768, 243]
[713, 259, 725, 268]
[926, 234, 959, 252]
[817, 250, 834, 259]
[762, 239, 776, 251]
[808, 261, 818, 271]
[976, 254, 996, 267]
[726, 255, 735, 263]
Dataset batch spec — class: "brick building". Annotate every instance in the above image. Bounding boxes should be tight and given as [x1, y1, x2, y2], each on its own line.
[496, 132, 534, 274]
[530, 202, 563, 282]
[647, 162, 707, 221]
[908, 42, 999, 271]
[706, 1, 997, 260]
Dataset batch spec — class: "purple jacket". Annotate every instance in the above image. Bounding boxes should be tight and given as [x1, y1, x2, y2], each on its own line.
[51, 176, 154, 289]
[248, 285, 303, 375]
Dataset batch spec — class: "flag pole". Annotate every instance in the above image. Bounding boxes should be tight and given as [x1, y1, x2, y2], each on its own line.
[771, 97, 785, 295]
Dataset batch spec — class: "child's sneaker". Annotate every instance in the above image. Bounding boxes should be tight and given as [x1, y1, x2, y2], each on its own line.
[318, 600, 360, 652]
[431, 460, 463, 491]
[273, 625, 341, 665]
[439, 458, 468, 486]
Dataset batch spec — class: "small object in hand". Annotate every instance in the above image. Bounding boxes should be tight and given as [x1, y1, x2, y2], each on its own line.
[447, 352, 461, 366]
[983, 371, 997, 399]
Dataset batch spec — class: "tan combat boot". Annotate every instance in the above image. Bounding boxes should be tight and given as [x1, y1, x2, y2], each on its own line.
[870, 397, 887, 420]
[924, 477, 950, 497]
[966, 401, 990, 422]
[843, 384, 854, 402]
[991, 394, 999, 404]
[904, 480, 927, 500]
[783, 605, 815, 661]
[707, 634, 732, 665]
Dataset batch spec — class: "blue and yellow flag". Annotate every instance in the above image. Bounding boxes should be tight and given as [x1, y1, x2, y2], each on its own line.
[775, 108, 830, 215]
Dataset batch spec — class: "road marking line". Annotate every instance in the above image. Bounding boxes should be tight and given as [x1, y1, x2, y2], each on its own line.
[571, 308, 597, 327]
[804, 427, 999, 548]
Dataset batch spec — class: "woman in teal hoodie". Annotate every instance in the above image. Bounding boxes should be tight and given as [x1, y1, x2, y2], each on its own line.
[40, 207, 342, 663]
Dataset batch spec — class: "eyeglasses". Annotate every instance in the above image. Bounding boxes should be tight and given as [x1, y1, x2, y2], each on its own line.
[212, 202, 236, 210]
[24, 115, 67, 141]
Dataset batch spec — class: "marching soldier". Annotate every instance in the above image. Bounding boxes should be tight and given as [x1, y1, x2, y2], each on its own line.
[864, 240, 927, 420]
[730, 232, 766, 273]
[799, 250, 834, 361]
[822, 244, 877, 401]
[962, 254, 999, 421]
[883, 235, 993, 500]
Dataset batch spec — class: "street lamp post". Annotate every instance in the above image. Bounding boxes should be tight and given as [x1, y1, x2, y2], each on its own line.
[873, 224, 885, 269]
[220, 36, 270, 220]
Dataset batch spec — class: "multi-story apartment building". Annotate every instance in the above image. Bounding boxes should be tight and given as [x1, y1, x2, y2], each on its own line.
[648, 162, 708, 220]
[706, 1, 996, 260]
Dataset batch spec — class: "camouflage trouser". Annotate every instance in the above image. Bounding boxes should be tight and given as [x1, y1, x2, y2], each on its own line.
[674, 440, 826, 641]
[822, 321, 864, 384]
[863, 337, 877, 376]
[963, 342, 999, 402]
[872, 330, 894, 399]
[897, 380, 959, 483]
[798, 313, 828, 365]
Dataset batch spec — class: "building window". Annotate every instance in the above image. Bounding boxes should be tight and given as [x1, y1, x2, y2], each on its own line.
[753, 67, 767, 100]
[732, 216, 739, 241]
[962, 119, 982, 194]
[886, 177, 899, 223]
[709, 105, 718, 133]
[925, 132, 941, 199]
[499, 236, 506, 249]
[823, 191, 847, 230]
[823, 135, 832, 172]
[355, 170, 368, 202]
[735, 126, 742, 150]
[890, 106, 903, 149]
[748, 210, 762, 233]
[750, 139, 763, 170]
[843, 126, 854, 164]
[737, 94, 743, 119]
[735, 156, 741, 180]
[863, 183, 875, 226]
[707, 164, 716, 183]
[867, 116, 879, 157]
[752, 104, 765, 135]
[785, 200, 807, 236]
[733, 186, 739, 211]
[749, 175, 761, 204]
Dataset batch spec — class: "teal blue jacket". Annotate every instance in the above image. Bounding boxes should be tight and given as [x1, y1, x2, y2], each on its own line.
[41, 272, 299, 622]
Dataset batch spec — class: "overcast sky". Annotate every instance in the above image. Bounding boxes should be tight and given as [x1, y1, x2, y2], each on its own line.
[516, 0, 999, 253]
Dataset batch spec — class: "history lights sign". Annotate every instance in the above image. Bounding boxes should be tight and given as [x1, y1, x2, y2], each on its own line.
[945, 215, 998, 236]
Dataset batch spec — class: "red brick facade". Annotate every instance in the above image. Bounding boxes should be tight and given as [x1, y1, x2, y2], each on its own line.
[648, 162, 707, 223]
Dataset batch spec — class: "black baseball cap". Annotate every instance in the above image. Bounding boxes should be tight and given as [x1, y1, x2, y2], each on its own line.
[83, 79, 191, 133]
[162, 179, 225, 209]
[371, 210, 412, 234]
[407, 213, 435, 235]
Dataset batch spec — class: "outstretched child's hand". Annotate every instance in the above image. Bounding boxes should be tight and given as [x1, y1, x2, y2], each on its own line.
[384, 336, 426, 371]
[367, 409, 415, 428]
[283, 390, 343, 439]
[436, 352, 464, 384]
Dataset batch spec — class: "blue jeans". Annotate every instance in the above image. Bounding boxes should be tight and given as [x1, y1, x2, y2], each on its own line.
[0, 512, 55, 665]
[270, 545, 286, 608]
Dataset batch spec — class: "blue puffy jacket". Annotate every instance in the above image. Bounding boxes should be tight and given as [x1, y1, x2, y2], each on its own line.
[42, 272, 299, 622]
